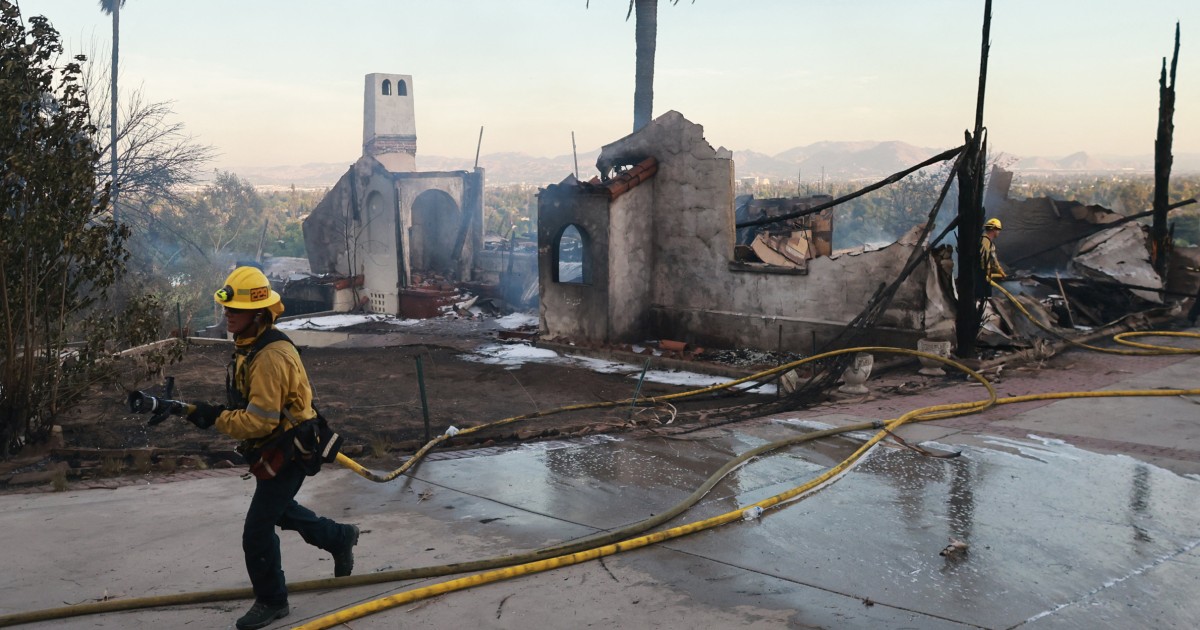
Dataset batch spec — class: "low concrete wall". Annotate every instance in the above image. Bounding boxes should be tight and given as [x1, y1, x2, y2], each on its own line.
[119, 336, 231, 358]
[475, 250, 537, 284]
[649, 306, 926, 352]
[281, 330, 354, 348]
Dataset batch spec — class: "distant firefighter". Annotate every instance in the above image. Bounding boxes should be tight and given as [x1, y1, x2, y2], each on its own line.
[976, 217, 1006, 313]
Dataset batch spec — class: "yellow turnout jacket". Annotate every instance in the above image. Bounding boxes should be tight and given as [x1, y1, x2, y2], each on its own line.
[980, 235, 1006, 281]
[217, 326, 316, 442]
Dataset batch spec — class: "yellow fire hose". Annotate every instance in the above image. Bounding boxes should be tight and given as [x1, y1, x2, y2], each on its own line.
[1, 313, 1196, 627]
[0, 415, 942, 628]
[294, 286, 1200, 629]
[294, 357, 1200, 628]
[334, 345, 838, 482]
[300, 389, 1200, 630]
[335, 346, 982, 483]
[0, 348, 989, 628]
[990, 280, 1199, 356]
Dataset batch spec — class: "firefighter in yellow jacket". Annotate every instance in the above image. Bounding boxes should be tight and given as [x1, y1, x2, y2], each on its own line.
[186, 266, 358, 630]
[977, 218, 1007, 300]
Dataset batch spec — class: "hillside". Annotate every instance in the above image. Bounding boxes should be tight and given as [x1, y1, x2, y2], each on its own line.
[224, 143, 1200, 188]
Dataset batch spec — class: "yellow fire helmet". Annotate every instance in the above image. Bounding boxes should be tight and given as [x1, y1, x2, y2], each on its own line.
[984, 218, 1003, 231]
[213, 266, 282, 310]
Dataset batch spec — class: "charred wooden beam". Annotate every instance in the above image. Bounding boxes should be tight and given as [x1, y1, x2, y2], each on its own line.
[955, 132, 986, 358]
[1032, 275, 1199, 299]
[735, 145, 963, 229]
[954, 0, 993, 358]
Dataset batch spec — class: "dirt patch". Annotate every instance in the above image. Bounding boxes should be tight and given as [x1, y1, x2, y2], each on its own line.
[51, 336, 774, 471]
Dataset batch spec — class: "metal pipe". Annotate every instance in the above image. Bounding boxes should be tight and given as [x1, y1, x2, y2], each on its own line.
[629, 358, 651, 419]
[416, 355, 431, 443]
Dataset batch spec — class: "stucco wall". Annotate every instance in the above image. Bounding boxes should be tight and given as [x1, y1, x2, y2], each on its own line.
[360, 165, 401, 312]
[302, 170, 355, 276]
[607, 182, 655, 341]
[538, 186, 611, 342]
[396, 174, 464, 216]
[459, 170, 485, 280]
[597, 112, 735, 319]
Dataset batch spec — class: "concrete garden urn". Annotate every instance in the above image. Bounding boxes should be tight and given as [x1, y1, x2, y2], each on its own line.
[917, 338, 953, 376]
[838, 352, 873, 395]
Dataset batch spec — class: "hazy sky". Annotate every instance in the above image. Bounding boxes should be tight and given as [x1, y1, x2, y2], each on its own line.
[16, 0, 1200, 171]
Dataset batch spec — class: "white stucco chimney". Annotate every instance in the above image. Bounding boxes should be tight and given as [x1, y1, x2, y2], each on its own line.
[363, 73, 417, 172]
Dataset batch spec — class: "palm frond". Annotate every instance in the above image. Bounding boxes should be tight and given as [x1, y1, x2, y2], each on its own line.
[97, 0, 126, 16]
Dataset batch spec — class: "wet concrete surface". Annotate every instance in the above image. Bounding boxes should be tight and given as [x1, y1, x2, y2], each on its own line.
[393, 420, 1200, 629]
[1, 354, 1198, 629]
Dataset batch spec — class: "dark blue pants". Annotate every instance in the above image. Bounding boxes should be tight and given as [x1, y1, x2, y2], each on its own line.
[243, 463, 349, 604]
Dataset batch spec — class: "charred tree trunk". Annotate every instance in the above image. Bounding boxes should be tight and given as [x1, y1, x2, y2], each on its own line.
[955, 0, 992, 358]
[1152, 22, 1180, 277]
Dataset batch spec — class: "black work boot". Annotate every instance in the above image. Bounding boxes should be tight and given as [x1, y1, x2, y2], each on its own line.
[332, 524, 360, 577]
[236, 600, 289, 630]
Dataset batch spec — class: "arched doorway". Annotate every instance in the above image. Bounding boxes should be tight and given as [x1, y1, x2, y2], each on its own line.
[410, 189, 462, 276]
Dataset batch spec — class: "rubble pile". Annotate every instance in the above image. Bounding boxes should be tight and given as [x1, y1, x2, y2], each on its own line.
[696, 347, 806, 369]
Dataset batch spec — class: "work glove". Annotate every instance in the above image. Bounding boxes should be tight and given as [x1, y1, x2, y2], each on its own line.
[187, 402, 224, 429]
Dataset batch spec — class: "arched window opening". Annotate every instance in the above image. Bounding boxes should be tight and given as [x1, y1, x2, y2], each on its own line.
[381, 79, 392, 95]
[556, 224, 588, 284]
[396, 79, 408, 96]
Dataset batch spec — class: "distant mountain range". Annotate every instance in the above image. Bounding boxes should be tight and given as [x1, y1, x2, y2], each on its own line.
[226, 142, 1200, 189]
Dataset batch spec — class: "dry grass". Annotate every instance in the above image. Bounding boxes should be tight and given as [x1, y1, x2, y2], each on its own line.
[99, 457, 124, 477]
[132, 451, 153, 474]
[369, 434, 393, 459]
[51, 469, 68, 492]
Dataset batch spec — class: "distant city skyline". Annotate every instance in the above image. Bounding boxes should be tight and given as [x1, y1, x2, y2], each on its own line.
[16, 0, 1200, 176]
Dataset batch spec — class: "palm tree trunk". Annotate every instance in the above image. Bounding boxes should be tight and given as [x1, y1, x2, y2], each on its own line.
[110, 0, 119, 223]
[632, 0, 657, 132]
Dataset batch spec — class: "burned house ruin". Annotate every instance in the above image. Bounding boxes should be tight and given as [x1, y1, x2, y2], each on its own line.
[301, 74, 485, 316]
[537, 111, 956, 353]
[981, 166, 1200, 336]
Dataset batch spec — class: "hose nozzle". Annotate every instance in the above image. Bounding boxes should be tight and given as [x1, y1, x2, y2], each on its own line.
[128, 391, 191, 426]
